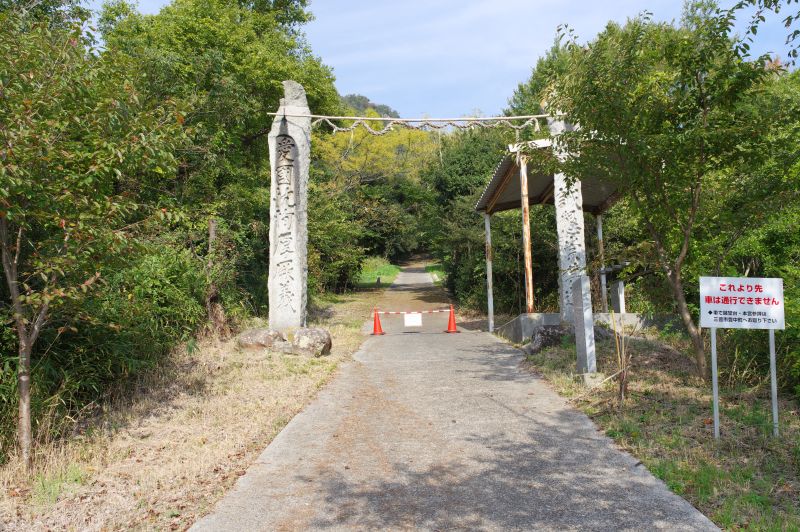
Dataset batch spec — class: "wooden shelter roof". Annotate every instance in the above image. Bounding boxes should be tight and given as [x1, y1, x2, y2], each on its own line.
[474, 139, 620, 215]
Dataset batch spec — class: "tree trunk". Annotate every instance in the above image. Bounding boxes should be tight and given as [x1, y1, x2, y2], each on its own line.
[205, 218, 227, 337]
[17, 335, 32, 469]
[666, 272, 708, 379]
[0, 218, 33, 469]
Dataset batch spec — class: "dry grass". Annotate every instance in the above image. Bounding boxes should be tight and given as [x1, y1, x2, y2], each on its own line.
[0, 289, 380, 531]
[525, 330, 800, 530]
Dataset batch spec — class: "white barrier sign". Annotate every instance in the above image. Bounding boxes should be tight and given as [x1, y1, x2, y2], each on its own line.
[700, 276, 786, 439]
[699, 277, 784, 330]
[404, 312, 422, 327]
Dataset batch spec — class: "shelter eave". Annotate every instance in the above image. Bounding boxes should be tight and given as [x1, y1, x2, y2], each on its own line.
[474, 155, 514, 214]
[475, 148, 621, 215]
[474, 140, 554, 215]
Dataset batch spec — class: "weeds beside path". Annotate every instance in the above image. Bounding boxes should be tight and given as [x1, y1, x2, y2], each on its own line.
[0, 287, 383, 531]
[525, 335, 800, 530]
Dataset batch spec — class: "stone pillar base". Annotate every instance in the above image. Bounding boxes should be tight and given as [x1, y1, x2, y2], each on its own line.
[577, 372, 607, 388]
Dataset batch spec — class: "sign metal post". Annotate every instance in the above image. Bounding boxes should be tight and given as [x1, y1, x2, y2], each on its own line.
[699, 276, 785, 439]
[769, 328, 779, 437]
[710, 327, 720, 439]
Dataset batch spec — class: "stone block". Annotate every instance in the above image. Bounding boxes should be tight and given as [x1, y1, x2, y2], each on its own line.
[572, 275, 597, 374]
[237, 328, 285, 350]
[286, 327, 332, 357]
[522, 325, 570, 356]
[611, 280, 626, 314]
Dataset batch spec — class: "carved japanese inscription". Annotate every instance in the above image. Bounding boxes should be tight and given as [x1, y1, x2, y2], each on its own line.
[554, 173, 587, 323]
[274, 135, 298, 314]
[547, 116, 589, 325]
[268, 81, 311, 331]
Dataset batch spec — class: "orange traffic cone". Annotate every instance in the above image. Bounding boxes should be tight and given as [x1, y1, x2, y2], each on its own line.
[372, 308, 385, 335]
[445, 304, 460, 333]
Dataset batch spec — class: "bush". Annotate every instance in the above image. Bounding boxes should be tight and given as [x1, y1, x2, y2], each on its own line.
[307, 183, 367, 294]
[0, 246, 206, 456]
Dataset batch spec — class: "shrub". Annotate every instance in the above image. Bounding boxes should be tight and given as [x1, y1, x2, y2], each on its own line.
[0, 246, 206, 456]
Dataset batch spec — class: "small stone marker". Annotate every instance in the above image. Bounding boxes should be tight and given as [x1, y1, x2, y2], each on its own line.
[268, 81, 311, 331]
[611, 280, 626, 314]
[572, 275, 597, 375]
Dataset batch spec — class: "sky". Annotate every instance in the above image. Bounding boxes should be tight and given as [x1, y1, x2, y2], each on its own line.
[88, 0, 790, 117]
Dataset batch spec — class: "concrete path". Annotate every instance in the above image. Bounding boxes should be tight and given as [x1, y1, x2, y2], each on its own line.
[193, 266, 716, 531]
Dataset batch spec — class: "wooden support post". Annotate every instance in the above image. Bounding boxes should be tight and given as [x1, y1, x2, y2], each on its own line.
[597, 214, 608, 313]
[519, 155, 535, 313]
[484, 213, 494, 332]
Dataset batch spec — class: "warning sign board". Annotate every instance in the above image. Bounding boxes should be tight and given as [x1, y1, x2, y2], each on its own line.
[699, 277, 784, 330]
[404, 312, 422, 327]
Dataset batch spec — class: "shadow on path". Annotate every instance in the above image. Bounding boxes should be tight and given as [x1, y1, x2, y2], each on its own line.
[191, 263, 716, 532]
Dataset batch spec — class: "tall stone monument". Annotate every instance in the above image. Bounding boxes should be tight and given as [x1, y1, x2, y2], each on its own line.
[268, 81, 311, 331]
[548, 117, 588, 324]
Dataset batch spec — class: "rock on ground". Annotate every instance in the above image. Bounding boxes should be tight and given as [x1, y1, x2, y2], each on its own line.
[288, 327, 332, 357]
[237, 328, 285, 350]
[238, 327, 332, 358]
[523, 325, 569, 355]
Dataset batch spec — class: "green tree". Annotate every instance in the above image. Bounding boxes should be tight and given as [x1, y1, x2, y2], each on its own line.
[0, 12, 184, 466]
[0, 0, 89, 26]
[728, 0, 799, 63]
[313, 109, 437, 260]
[420, 125, 563, 315]
[99, 0, 341, 314]
[341, 94, 400, 118]
[548, 4, 789, 377]
[507, 42, 569, 116]
[424, 128, 509, 205]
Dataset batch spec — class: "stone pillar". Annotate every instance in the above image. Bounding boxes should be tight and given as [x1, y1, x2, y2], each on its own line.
[548, 118, 587, 324]
[554, 174, 587, 323]
[596, 214, 608, 313]
[573, 275, 597, 374]
[611, 280, 626, 314]
[268, 81, 311, 331]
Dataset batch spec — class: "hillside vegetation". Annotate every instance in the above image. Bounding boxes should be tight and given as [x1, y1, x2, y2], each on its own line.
[1, 0, 798, 494]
